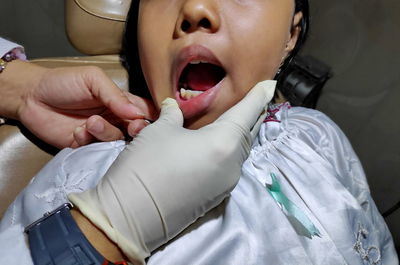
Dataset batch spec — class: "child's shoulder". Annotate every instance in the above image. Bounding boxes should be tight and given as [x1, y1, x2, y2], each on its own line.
[267, 102, 340, 132]
[263, 103, 348, 148]
[288, 105, 336, 126]
[285, 105, 343, 136]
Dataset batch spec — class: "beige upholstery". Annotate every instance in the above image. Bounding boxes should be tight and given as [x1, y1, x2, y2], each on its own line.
[0, 0, 131, 217]
[65, 0, 129, 55]
[32, 56, 129, 91]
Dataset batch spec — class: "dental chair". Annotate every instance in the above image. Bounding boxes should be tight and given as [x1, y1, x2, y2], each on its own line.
[0, 0, 131, 217]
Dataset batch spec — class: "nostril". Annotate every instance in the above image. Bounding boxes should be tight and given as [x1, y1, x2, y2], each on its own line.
[181, 20, 191, 32]
[198, 18, 211, 29]
[181, 18, 212, 33]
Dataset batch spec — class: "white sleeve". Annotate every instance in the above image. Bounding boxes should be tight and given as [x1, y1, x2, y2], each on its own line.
[0, 37, 26, 60]
[0, 141, 125, 265]
[287, 107, 370, 202]
[0, 141, 126, 231]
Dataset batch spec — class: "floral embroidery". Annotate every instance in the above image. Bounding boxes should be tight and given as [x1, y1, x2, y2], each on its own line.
[353, 223, 381, 265]
[33, 170, 92, 206]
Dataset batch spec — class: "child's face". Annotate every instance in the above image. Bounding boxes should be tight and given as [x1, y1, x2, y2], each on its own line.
[138, 0, 300, 128]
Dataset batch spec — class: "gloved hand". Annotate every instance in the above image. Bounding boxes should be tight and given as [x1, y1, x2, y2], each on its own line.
[68, 80, 276, 263]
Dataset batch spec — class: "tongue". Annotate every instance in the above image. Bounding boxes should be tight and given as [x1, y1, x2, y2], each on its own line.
[186, 64, 223, 91]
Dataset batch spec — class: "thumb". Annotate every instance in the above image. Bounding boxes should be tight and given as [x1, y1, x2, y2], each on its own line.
[156, 98, 184, 126]
[216, 80, 276, 130]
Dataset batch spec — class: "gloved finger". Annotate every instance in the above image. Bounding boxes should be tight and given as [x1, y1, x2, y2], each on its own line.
[155, 98, 184, 126]
[250, 112, 269, 140]
[215, 80, 276, 130]
[86, 115, 125, 142]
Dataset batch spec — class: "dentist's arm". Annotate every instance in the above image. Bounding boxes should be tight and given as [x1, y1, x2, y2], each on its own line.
[68, 80, 276, 264]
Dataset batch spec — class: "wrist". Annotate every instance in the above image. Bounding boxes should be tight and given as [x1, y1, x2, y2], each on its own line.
[26, 204, 129, 265]
[70, 208, 126, 263]
[0, 60, 47, 120]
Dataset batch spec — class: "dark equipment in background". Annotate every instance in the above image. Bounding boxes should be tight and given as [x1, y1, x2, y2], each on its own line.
[278, 55, 332, 109]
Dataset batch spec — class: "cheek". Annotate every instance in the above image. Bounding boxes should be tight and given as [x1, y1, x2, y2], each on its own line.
[138, 10, 175, 108]
[138, 15, 168, 81]
[235, 32, 287, 78]
[226, 9, 292, 81]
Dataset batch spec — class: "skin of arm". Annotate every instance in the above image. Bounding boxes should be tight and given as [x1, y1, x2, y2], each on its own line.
[0, 59, 156, 148]
[71, 209, 126, 262]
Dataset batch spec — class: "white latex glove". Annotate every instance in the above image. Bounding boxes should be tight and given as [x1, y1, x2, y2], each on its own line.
[68, 80, 276, 264]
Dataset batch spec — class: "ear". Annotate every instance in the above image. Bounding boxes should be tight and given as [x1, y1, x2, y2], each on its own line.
[284, 12, 303, 54]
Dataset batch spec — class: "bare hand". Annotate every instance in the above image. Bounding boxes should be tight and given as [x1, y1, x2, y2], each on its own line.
[1, 60, 156, 148]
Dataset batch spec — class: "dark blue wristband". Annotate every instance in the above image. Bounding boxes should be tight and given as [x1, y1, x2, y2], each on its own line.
[25, 203, 126, 265]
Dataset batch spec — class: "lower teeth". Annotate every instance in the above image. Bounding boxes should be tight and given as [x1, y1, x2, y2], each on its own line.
[180, 88, 204, 100]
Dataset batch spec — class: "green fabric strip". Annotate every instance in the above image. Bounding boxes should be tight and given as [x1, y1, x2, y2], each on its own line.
[266, 173, 321, 238]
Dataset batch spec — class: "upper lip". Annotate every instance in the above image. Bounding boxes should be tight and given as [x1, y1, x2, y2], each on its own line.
[173, 45, 223, 91]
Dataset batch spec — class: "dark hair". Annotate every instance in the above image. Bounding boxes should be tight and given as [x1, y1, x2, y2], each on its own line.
[121, 0, 310, 99]
[121, 0, 150, 98]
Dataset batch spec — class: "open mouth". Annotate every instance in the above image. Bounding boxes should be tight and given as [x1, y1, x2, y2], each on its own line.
[178, 61, 226, 100]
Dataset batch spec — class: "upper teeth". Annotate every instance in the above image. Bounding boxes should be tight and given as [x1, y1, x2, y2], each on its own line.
[180, 88, 204, 100]
[189, 60, 208, 65]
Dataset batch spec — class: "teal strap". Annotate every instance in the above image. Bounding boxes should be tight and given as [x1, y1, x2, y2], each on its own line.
[266, 173, 321, 238]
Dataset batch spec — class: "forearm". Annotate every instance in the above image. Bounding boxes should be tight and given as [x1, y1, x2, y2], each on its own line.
[71, 208, 127, 263]
[0, 60, 46, 120]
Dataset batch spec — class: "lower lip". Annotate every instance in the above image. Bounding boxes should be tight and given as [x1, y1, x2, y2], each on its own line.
[175, 79, 223, 119]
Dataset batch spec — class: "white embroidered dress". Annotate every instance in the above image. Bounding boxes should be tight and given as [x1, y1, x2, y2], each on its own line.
[0, 104, 397, 265]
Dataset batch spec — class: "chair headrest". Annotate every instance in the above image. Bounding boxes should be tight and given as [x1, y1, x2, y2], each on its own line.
[74, 0, 131, 21]
[65, 0, 132, 55]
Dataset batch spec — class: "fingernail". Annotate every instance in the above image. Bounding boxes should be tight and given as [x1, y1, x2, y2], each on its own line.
[161, 97, 178, 107]
[74, 126, 84, 134]
[128, 129, 138, 138]
[89, 121, 104, 133]
[126, 104, 146, 117]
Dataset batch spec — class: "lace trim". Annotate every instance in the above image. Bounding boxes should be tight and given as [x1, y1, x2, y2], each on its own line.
[263, 102, 291, 123]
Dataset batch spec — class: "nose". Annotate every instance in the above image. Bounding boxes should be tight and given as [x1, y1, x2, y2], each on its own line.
[174, 0, 220, 38]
